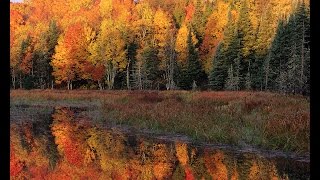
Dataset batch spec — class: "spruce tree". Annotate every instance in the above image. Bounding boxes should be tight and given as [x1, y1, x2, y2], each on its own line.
[237, 0, 256, 90]
[209, 43, 227, 90]
[178, 30, 204, 90]
[225, 65, 237, 90]
[143, 46, 160, 89]
[267, 20, 286, 91]
[268, 2, 310, 95]
[245, 72, 252, 90]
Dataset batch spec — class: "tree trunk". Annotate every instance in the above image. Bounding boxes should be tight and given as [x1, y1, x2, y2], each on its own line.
[39, 77, 42, 89]
[51, 80, 54, 90]
[98, 80, 103, 90]
[126, 60, 131, 90]
[19, 73, 22, 89]
[167, 30, 175, 90]
[106, 65, 116, 90]
[265, 54, 270, 90]
[31, 59, 34, 76]
[12, 69, 16, 89]
[138, 63, 142, 90]
[67, 80, 70, 90]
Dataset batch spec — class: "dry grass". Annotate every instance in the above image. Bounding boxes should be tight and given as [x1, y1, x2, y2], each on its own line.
[10, 90, 310, 154]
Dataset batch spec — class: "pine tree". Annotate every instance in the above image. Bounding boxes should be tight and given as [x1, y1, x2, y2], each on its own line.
[225, 65, 236, 90]
[178, 29, 203, 90]
[236, 0, 256, 90]
[245, 72, 252, 90]
[267, 20, 286, 91]
[35, 20, 60, 89]
[186, 30, 204, 88]
[131, 46, 159, 90]
[233, 52, 241, 91]
[295, 2, 310, 95]
[144, 46, 160, 89]
[286, 43, 299, 93]
[209, 43, 227, 90]
[267, 2, 310, 94]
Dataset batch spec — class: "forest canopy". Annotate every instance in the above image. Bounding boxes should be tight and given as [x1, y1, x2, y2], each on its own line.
[10, 0, 310, 94]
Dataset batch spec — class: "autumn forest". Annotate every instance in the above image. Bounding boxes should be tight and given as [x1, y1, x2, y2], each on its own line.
[10, 0, 310, 93]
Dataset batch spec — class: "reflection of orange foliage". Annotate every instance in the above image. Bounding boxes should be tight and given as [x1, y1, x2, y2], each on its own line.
[22, 123, 35, 147]
[48, 161, 101, 179]
[10, 144, 24, 177]
[269, 164, 280, 180]
[152, 144, 174, 179]
[249, 161, 260, 180]
[175, 142, 189, 166]
[185, 166, 195, 180]
[153, 162, 173, 180]
[29, 166, 48, 180]
[51, 107, 86, 167]
[231, 167, 239, 180]
[63, 138, 85, 166]
[10, 124, 51, 178]
[204, 150, 228, 180]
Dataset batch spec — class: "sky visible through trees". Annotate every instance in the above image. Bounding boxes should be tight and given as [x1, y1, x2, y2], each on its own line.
[10, 0, 310, 95]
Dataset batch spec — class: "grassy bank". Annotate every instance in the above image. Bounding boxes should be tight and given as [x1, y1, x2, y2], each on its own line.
[10, 90, 309, 154]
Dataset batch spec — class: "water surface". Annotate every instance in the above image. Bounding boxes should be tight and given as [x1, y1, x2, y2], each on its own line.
[10, 106, 309, 179]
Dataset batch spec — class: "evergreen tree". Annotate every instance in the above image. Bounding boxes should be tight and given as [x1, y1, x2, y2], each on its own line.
[245, 72, 252, 90]
[286, 43, 300, 93]
[178, 30, 204, 90]
[209, 43, 227, 90]
[268, 2, 310, 94]
[237, 0, 256, 90]
[295, 2, 310, 95]
[186, 30, 204, 88]
[132, 46, 160, 89]
[225, 65, 237, 90]
[267, 20, 286, 91]
[38, 20, 60, 89]
[144, 46, 160, 89]
[233, 52, 241, 91]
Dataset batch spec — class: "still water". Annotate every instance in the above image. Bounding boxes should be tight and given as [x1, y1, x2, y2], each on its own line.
[10, 106, 309, 179]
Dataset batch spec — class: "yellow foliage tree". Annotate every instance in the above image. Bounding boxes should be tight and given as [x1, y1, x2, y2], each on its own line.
[90, 18, 127, 89]
[175, 24, 198, 65]
[153, 8, 174, 69]
[200, 0, 229, 73]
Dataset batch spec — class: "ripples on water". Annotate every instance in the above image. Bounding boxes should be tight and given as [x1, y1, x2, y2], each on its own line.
[10, 106, 309, 179]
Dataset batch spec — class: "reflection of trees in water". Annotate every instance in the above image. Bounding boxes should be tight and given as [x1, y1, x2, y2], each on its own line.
[10, 107, 307, 179]
[10, 121, 56, 179]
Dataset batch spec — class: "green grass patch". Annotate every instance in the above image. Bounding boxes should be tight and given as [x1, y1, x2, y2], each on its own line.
[10, 90, 309, 154]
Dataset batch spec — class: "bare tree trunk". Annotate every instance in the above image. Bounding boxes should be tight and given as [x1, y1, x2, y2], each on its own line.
[165, 30, 176, 90]
[138, 62, 142, 90]
[51, 80, 54, 90]
[106, 65, 116, 90]
[12, 69, 16, 89]
[67, 80, 70, 90]
[126, 60, 131, 90]
[19, 73, 22, 89]
[31, 59, 34, 76]
[39, 77, 42, 89]
[98, 80, 103, 90]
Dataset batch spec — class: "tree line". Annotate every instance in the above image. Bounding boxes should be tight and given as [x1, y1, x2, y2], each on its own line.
[10, 0, 310, 95]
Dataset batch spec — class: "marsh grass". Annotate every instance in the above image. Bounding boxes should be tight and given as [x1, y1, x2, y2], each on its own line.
[10, 90, 309, 154]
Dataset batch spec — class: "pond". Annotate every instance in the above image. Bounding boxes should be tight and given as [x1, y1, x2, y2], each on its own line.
[10, 105, 309, 179]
